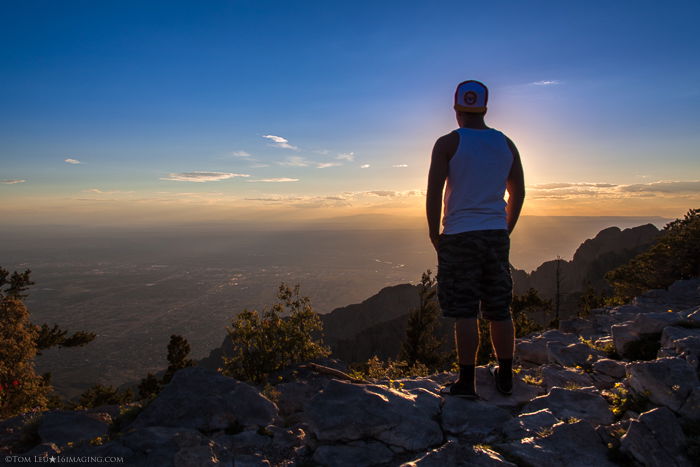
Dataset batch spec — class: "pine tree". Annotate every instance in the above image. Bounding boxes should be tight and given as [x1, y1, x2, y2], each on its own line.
[162, 334, 195, 385]
[0, 272, 50, 419]
[399, 270, 444, 369]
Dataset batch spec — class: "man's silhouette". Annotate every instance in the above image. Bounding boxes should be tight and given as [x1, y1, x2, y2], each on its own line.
[426, 80, 525, 398]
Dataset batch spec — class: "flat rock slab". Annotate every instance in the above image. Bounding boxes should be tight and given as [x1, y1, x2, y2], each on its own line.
[402, 440, 516, 466]
[523, 387, 614, 425]
[130, 367, 277, 432]
[541, 365, 593, 392]
[547, 342, 601, 367]
[661, 326, 700, 348]
[497, 421, 617, 467]
[306, 379, 443, 451]
[627, 357, 700, 412]
[441, 398, 511, 440]
[474, 367, 545, 408]
[502, 409, 559, 440]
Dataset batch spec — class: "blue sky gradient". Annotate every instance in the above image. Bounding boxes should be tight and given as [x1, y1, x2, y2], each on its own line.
[1, 1, 699, 224]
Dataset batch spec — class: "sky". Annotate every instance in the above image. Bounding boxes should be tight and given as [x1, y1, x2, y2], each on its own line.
[1, 0, 699, 227]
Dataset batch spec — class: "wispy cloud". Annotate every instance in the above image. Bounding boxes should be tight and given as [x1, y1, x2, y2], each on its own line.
[528, 179, 700, 200]
[531, 80, 561, 86]
[83, 188, 134, 194]
[0, 179, 26, 184]
[160, 171, 250, 182]
[263, 135, 298, 150]
[618, 180, 700, 194]
[278, 156, 310, 167]
[392, 164, 408, 168]
[316, 162, 341, 169]
[232, 150, 251, 157]
[64, 158, 82, 164]
[247, 178, 299, 183]
[531, 182, 617, 189]
[336, 152, 355, 162]
[360, 164, 370, 169]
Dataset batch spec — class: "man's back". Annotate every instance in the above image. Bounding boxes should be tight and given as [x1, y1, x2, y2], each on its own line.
[442, 127, 514, 235]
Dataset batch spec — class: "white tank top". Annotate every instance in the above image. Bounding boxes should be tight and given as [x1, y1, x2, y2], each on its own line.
[442, 127, 513, 234]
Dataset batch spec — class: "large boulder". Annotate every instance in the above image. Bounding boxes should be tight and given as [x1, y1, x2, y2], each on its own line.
[523, 387, 614, 425]
[627, 357, 700, 412]
[35, 409, 112, 448]
[313, 441, 394, 467]
[612, 312, 683, 357]
[441, 398, 511, 440]
[620, 407, 693, 467]
[517, 330, 579, 366]
[496, 421, 617, 467]
[592, 358, 627, 379]
[129, 367, 277, 432]
[401, 440, 516, 466]
[60, 425, 233, 467]
[305, 379, 442, 452]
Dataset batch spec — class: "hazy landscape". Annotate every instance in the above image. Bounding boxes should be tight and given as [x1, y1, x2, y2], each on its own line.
[0, 215, 668, 400]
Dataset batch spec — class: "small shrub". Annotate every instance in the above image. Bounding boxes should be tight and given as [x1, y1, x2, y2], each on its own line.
[604, 382, 650, 418]
[261, 384, 282, 404]
[579, 336, 619, 359]
[222, 283, 330, 385]
[522, 374, 543, 386]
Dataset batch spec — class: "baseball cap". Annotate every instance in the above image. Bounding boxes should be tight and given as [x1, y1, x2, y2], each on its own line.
[453, 80, 488, 113]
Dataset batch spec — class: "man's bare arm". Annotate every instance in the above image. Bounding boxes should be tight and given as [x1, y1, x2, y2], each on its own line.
[426, 134, 452, 251]
[505, 137, 525, 234]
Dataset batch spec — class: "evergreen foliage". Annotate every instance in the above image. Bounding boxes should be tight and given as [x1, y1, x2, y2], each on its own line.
[398, 270, 445, 369]
[137, 334, 195, 400]
[511, 288, 549, 336]
[0, 296, 51, 419]
[222, 283, 330, 384]
[0, 268, 51, 418]
[606, 208, 700, 300]
[162, 334, 195, 385]
[76, 384, 134, 409]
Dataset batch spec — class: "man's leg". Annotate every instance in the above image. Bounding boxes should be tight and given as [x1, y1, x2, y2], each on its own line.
[490, 318, 514, 360]
[490, 318, 515, 390]
[454, 317, 479, 393]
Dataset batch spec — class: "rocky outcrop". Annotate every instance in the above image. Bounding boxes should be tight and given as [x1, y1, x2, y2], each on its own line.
[3, 277, 699, 466]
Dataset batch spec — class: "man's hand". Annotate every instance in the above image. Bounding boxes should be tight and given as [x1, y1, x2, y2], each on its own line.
[430, 232, 440, 252]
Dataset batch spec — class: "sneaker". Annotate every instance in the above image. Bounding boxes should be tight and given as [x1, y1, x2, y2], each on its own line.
[490, 365, 513, 396]
[439, 381, 478, 400]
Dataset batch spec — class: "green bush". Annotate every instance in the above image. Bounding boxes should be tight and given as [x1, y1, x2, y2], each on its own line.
[222, 283, 330, 384]
[606, 208, 700, 301]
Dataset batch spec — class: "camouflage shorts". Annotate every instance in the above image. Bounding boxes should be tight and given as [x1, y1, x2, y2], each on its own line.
[437, 229, 513, 321]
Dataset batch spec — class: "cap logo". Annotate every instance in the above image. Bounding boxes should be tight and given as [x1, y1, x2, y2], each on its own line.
[464, 91, 477, 105]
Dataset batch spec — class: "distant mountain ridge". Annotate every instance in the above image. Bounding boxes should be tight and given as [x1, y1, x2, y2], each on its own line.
[200, 223, 660, 367]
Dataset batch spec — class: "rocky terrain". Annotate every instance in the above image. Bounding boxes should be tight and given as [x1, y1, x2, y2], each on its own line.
[2, 278, 699, 466]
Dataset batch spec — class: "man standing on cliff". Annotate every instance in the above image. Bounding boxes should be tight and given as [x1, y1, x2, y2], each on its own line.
[426, 80, 525, 398]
